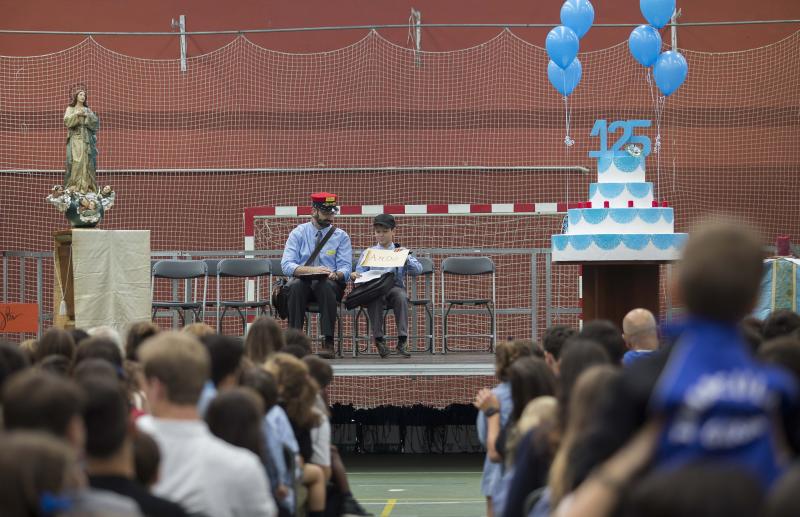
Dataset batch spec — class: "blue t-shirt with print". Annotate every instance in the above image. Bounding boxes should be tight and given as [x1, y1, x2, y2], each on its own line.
[650, 318, 797, 487]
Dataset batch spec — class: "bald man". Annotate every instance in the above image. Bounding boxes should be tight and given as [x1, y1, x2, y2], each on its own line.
[621, 308, 659, 366]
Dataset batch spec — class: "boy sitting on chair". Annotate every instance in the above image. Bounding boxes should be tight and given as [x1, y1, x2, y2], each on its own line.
[351, 214, 423, 358]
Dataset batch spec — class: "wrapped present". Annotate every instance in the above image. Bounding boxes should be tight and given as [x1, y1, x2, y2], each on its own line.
[755, 257, 800, 319]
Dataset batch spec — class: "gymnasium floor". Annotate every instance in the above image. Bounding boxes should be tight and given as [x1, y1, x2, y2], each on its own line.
[344, 453, 485, 517]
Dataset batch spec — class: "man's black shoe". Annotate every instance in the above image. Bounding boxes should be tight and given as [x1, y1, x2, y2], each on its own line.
[375, 338, 390, 358]
[318, 337, 336, 359]
[395, 336, 411, 358]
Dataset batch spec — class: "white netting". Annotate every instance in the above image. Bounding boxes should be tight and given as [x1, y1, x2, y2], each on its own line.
[2, 29, 800, 344]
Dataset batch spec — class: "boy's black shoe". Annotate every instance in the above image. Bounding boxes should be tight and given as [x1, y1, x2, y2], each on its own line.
[395, 336, 411, 358]
[375, 338, 390, 358]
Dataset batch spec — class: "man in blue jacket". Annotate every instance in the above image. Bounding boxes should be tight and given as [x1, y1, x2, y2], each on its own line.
[282, 193, 352, 359]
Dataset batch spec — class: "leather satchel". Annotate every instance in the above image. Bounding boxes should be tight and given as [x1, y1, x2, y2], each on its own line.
[343, 271, 395, 310]
[271, 226, 336, 319]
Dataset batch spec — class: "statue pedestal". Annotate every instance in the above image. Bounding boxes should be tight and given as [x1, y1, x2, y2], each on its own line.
[581, 262, 666, 327]
[53, 229, 151, 332]
[53, 230, 76, 328]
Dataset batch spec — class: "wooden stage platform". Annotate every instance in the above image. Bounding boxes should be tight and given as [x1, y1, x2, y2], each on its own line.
[328, 353, 496, 408]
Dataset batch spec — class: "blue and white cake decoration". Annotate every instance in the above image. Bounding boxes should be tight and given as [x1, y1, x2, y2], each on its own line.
[551, 119, 687, 262]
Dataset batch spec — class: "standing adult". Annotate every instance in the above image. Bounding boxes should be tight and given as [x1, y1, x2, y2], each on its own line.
[281, 193, 352, 359]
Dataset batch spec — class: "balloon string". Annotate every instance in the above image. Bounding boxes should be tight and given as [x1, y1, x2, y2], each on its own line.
[646, 68, 662, 155]
[563, 95, 574, 147]
[647, 68, 663, 199]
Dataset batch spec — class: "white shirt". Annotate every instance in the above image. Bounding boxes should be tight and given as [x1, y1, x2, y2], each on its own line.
[310, 409, 331, 467]
[137, 416, 277, 517]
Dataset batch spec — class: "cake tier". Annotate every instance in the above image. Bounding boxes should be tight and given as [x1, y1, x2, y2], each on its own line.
[551, 233, 688, 262]
[588, 182, 653, 208]
[597, 154, 645, 183]
[566, 208, 673, 235]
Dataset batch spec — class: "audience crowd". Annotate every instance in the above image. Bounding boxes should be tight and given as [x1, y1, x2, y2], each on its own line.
[2, 221, 800, 517]
[472, 221, 800, 517]
[0, 312, 371, 516]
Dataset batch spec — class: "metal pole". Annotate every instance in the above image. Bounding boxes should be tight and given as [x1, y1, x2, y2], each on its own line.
[2, 253, 7, 303]
[0, 165, 591, 175]
[36, 257, 43, 337]
[544, 252, 552, 328]
[1, 19, 800, 36]
[530, 252, 537, 343]
[410, 8, 422, 67]
[19, 257, 26, 303]
[671, 9, 681, 50]
[171, 15, 187, 72]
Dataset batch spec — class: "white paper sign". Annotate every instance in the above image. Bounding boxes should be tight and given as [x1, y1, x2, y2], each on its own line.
[354, 269, 386, 284]
[360, 248, 410, 268]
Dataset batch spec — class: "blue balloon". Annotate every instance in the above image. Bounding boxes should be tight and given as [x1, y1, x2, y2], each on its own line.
[548, 58, 582, 96]
[560, 0, 595, 39]
[640, 0, 676, 30]
[628, 25, 662, 67]
[546, 26, 580, 70]
[653, 50, 688, 96]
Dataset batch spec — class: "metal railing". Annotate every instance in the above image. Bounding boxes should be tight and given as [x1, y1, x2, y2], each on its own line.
[2, 247, 578, 346]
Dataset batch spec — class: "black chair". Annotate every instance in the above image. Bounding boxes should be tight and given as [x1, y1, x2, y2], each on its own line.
[267, 258, 284, 317]
[353, 256, 435, 355]
[440, 256, 496, 353]
[204, 259, 220, 321]
[216, 258, 272, 335]
[151, 260, 208, 327]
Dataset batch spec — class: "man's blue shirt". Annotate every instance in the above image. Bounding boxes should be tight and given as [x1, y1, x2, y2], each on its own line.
[281, 222, 352, 278]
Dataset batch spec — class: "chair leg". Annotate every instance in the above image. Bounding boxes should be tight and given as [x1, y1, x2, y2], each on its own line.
[425, 303, 434, 353]
[219, 307, 229, 335]
[352, 309, 359, 357]
[235, 307, 246, 336]
[442, 304, 453, 353]
[336, 307, 343, 358]
[487, 303, 495, 353]
[354, 307, 366, 356]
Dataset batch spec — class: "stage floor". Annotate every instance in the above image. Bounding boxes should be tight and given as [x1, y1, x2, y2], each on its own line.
[332, 352, 495, 376]
[328, 352, 496, 407]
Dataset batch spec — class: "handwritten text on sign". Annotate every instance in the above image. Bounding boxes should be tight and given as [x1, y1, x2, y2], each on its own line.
[0, 304, 39, 333]
[360, 248, 410, 268]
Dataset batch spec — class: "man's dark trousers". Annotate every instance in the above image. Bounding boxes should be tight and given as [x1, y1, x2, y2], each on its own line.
[286, 277, 344, 337]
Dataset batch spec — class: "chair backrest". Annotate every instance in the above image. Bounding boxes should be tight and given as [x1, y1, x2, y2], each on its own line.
[408, 256, 435, 302]
[417, 256, 434, 275]
[152, 260, 207, 279]
[441, 256, 495, 275]
[269, 258, 284, 277]
[217, 258, 271, 278]
[204, 259, 220, 277]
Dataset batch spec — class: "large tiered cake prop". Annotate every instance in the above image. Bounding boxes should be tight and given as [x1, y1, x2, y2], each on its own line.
[552, 145, 687, 262]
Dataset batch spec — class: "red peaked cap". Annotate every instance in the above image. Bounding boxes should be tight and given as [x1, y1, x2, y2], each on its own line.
[310, 192, 338, 212]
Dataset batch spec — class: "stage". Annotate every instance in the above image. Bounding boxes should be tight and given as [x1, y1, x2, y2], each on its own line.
[328, 353, 496, 409]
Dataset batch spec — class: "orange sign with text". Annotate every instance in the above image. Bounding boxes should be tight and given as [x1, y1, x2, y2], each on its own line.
[0, 304, 39, 333]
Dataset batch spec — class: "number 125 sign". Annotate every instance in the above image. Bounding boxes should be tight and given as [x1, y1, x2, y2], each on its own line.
[588, 119, 652, 158]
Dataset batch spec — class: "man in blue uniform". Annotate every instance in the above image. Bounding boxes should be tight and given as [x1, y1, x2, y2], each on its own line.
[352, 214, 423, 358]
[281, 192, 352, 359]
